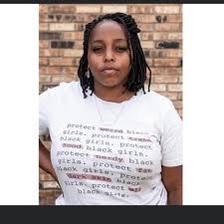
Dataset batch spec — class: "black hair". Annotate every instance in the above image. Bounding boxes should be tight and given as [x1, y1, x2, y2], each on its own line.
[77, 12, 151, 98]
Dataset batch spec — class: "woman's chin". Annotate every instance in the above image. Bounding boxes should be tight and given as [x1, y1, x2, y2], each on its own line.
[96, 79, 121, 88]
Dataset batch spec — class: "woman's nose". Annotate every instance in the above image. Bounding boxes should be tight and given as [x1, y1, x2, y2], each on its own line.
[104, 49, 115, 62]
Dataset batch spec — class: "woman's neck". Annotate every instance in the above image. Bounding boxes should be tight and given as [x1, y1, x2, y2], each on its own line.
[93, 85, 134, 103]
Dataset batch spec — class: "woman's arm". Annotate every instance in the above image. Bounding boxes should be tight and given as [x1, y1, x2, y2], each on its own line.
[161, 165, 182, 205]
[39, 138, 58, 182]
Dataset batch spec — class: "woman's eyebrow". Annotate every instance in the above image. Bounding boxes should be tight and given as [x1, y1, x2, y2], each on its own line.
[90, 38, 127, 44]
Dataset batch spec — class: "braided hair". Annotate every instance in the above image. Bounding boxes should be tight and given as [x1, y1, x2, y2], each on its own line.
[77, 12, 151, 98]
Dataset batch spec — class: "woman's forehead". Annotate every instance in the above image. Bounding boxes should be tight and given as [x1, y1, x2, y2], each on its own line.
[89, 20, 127, 41]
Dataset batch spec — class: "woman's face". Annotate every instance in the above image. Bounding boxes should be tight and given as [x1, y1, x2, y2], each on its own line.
[87, 20, 131, 90]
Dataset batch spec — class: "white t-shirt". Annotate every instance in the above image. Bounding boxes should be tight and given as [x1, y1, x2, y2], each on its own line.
[39, 81, 182, 205]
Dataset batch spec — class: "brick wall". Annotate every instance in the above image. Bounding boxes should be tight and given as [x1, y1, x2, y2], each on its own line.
[39, 4, 182, 205]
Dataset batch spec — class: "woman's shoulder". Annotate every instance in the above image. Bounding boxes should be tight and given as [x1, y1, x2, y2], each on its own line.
[136, 90, 179, 120]
[39, 81, 83, 106]
[39, 81, 79, 98]
[138, 89, 174, 110]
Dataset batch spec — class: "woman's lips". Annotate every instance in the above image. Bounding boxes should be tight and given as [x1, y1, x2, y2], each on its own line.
[100, 68, 119, 75]
[101, 69, 118, 75]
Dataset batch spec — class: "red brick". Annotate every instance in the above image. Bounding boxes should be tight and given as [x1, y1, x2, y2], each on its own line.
[177, 109, 183, 118]
[63, 32, 83, 40]
[39, 189, 62, 205]
[154, 75, 178, 83]
[167, 84, 182, 92]
[63, 49, 83, 57]
[39, 40, 49, 49]
[146, 59, 153, 67]
[160, 92, 178, 100]
[151, 84, 166, 92]
[102, 5, 127, 13]
[153, 32, 168, 40]
[155, 23, 181, 32]
[74, 23, 85, 31]
[74, 58, 81, 67]
[40, 66, 77, 76]
[166, 15, 182, 23]
[48, 5, 76, 14]
[40, 23, 48, 31]
[40, 49, 61, 57]
[74, 40, 83, 49]
[39, 172, 55, 181]
[128, 5, 154, 14]
[75, 5, 101, 13]
[154, 5, 180, 14]
[151, 49, 182, 58]
[39, 58, 48, 66]
[154, 58, 180, 67]
[42, 181, 60, 189]
[61, 67, 77, 75]
[141, 41, 154, 49]
[83, 14, 99, 23]
[51, 75, 76, 84]
[151, 67, 182, 76]
[39, 14, 49, 23]
[173, 100, 182, 109]
[168, 32, 182, 40]
[138, 23, 154, 32]
[132, 14, 157, 23]
[49, 57, 75, 66]
[40, 67, 62, 75]
[39, 5, 48, 14]
[49, 23, 74, 31]
[140, 32, 153, 41]
[178, 92, 182, 100]
[179, 75, 183, 83]
[39, 75, 51, 83]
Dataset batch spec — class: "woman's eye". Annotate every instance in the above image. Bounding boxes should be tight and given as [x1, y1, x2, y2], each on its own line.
[92, 47, 103, 53]
[116, 47, 128, 52]
[91, 46, 128, 53]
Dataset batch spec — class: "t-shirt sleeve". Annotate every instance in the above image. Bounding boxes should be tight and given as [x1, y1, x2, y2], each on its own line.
[160, 101, 183, 167]
[39, 90, 50, 136]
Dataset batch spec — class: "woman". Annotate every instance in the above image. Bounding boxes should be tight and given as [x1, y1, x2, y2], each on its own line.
[39, 12, 182, 205]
